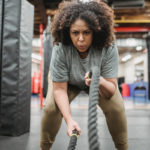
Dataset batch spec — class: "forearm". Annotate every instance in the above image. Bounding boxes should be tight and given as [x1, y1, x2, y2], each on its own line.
[54, 89, 72, 123]
[99, 77, 117, 98]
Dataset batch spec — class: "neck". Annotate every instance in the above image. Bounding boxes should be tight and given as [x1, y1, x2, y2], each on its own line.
[78, 49, 89, 59]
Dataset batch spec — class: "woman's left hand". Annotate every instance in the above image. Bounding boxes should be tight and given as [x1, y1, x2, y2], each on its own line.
[84, 72, 91, 86]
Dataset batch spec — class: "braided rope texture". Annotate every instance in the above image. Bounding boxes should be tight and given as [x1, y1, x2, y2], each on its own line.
[67, 130, 78, 150]
[88, 66, 100, 150]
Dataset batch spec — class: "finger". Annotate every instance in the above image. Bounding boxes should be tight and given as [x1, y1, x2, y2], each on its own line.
[84, 76, 88, 80]
[68, 128, 74, 137]
[84, 72, 89, 78]
[84, 76, 88, 79]
[85, 79, 91, 86]
[99, 90, 103, 97]
[85, 72, 89, 76]
[76, 126, 81, 135]
[68, 130, 72, 137]
[85, 80, 88, 86]
[87, 78, 91, 82]
[74, 124, 81, 134]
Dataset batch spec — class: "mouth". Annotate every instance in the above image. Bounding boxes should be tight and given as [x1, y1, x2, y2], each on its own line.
[78, 46, 86, 49]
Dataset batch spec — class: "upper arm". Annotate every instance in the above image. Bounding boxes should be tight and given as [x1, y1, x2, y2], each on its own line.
[101, 43, 118, 78]
[50, 44, 69, 82]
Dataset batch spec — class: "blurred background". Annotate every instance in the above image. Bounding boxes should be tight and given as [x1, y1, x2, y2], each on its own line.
[0, 0, 150, 150]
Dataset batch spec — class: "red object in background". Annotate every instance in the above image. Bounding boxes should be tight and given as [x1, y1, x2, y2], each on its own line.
[121, 83, 130, 97]
[32, 72, 40, 94]
[115, 27, 150, 33]
[39, 24, 44, 108]
[31, 24, 44, 108]
[31, 76, 34, 93]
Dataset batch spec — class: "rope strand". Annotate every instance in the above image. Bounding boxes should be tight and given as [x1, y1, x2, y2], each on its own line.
[88, 66, 100, 150]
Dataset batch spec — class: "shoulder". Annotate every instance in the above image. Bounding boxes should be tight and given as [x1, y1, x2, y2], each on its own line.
[53, 43, 63, 51]
[103, 42, 118, 55]
[106, 42, 117, 51]
[53, 43, 73, 53]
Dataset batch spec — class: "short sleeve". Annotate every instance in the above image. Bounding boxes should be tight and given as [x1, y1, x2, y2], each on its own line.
[50, 44, 69, 82]
[101, 43, 118, 78]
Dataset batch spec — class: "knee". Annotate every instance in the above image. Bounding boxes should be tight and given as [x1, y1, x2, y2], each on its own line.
[40, 139, 53, 150]
[114, 133, 128, 150]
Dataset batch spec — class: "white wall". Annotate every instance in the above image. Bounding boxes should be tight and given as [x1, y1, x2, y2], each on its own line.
[144, 53, 148, 81]
[124, 60, 135, 83]
[118, 64, 125, 77]
[118, 52, 148, 84]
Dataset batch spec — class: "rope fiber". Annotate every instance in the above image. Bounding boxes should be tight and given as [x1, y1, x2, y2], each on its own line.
[67, 129, 78, 150]
[67, 66, 100, 150]
[88, 66, 100, 150]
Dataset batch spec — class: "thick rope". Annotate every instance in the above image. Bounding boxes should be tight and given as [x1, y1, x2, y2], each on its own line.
[67, 66, 100, 150]
[67, 129, 78, 150]
[88, 66, 100, 150]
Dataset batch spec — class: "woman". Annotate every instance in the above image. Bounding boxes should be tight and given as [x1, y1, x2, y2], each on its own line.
[40, 1, 128, 150]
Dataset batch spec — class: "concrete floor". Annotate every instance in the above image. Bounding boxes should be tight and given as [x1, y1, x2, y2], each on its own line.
[0, 92, 150, 150]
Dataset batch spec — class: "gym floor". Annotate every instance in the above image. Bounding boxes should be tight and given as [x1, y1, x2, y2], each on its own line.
[0, 92, 150, 150]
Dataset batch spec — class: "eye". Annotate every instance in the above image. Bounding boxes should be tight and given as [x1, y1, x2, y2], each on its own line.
[84, 31, 91, 35]
[72, 31, 79, 35]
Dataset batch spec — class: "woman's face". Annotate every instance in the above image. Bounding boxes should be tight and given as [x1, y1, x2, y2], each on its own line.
[70, 19, 93, 53]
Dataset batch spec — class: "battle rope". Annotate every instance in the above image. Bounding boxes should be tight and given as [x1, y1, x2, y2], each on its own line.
[67, 129, 79, 150]
[68, 66, 100, 150]
[88, 66, 100, 150]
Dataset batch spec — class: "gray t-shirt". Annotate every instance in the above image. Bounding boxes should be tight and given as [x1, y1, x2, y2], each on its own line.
[50, 43, 118, 89]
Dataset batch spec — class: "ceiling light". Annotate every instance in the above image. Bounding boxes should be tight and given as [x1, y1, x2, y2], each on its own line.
[136, 46, 143, 51]
[80, 0, 91, 2]
[134, 57, 143, 64]
[121, 54, 132, 62]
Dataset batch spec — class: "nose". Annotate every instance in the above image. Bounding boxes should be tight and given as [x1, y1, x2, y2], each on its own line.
[79, 34, 84, 41]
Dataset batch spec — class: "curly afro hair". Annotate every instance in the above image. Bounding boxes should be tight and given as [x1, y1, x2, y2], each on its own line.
[51, 0, 115, 49]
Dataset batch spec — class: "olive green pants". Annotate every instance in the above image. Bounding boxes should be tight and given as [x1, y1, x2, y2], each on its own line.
[40, 74, 128, 150]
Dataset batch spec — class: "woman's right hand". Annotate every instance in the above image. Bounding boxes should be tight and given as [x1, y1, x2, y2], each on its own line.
[84, 72, 92, 86]
[66, 118, 81, 137]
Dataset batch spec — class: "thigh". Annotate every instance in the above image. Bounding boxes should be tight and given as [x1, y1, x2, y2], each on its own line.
[98, 87, 125, 113]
